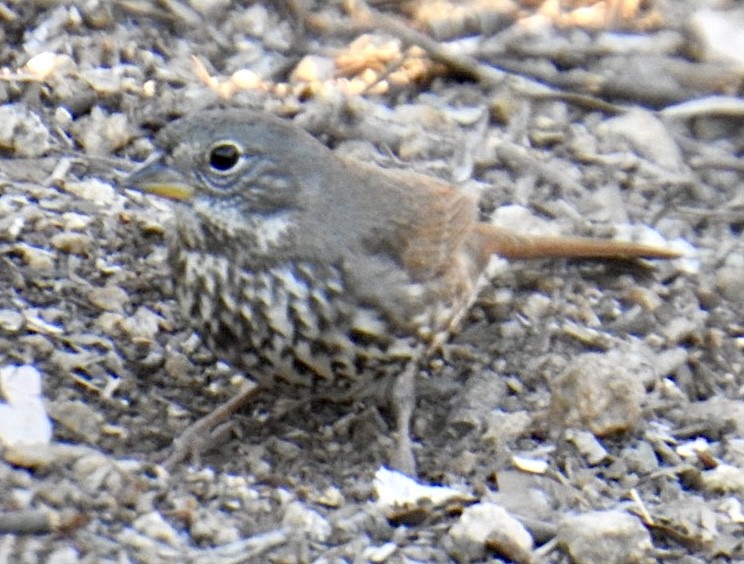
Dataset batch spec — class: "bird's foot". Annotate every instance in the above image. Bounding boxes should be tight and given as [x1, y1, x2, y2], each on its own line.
[157, 382, 260, 472]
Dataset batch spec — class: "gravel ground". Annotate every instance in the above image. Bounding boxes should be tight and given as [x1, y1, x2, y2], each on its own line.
[0, 1, 743, 562]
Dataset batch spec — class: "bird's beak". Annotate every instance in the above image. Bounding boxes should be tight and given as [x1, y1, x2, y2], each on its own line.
[126, 153, 194, 201]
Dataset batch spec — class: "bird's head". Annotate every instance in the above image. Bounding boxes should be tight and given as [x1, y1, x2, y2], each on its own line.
[126, 109, 328, 255]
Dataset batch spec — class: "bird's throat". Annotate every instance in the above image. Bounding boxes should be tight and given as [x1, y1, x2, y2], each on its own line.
[175, 203, 295, 259]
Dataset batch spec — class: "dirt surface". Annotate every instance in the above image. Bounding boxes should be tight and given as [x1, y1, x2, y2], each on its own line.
[0, 1, 743, 562]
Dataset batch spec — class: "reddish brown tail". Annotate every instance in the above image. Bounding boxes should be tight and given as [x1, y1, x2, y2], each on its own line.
[472, 224, 682, 261]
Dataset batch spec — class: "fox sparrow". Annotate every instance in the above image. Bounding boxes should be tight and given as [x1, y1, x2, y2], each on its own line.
[127, 108, 679, 474]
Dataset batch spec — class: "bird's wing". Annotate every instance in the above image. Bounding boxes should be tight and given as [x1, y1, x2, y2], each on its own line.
[359, 166, 479, 282]
[399, 181, 478, 281]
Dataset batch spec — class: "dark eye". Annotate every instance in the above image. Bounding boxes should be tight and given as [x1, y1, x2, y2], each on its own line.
[208, 142, 242, 172]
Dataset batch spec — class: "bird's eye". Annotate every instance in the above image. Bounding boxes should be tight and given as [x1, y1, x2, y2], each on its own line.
[207, 142, 242, 173]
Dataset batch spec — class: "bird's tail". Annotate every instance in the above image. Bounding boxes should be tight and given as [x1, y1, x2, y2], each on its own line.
[471, 223, 682, 261]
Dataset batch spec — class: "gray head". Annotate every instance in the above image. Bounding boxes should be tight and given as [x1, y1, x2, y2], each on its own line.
[129, 109, 332, 212]
[126, 109, 339, 257]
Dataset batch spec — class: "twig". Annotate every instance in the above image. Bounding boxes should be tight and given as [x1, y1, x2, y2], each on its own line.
[346, 2, 627, 113]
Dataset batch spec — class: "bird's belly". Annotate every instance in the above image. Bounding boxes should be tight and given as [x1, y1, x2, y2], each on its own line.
[173, 250, 432, 392]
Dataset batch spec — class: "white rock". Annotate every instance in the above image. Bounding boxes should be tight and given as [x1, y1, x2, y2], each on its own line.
[374, 466, 466, 510]
[0, 365, 52, 447]
[0, 309, 24, 332]
[447, 502, 533, 561]
[690, 8, 744, 68]
[701, 464, 744, 495]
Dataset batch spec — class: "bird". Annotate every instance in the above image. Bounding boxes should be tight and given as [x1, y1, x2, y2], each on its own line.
[126, 108, 680, 475]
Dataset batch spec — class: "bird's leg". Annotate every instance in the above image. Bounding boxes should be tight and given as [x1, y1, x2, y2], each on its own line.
[159, 381, 260, 471]
[389, 362, 418, 476]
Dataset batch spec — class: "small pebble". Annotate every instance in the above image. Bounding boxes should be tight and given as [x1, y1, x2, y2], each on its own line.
[16, 244, 55, 271]
[50, 232, 91, 254]
[189, 509, 240, 544]
[70, 107, 132, 155]
[47, 400, 104, 443]
[282, 501, 332, 542]
[362, 542, 398, 563]
[565, 429, 610, 466]
[0, 104, 52, 157]
[447, 502, 533, 562]
[132, 511, 180, 547]
[598, 108, 683, 170]
[701, 464, 744, 495]
[63, 178, 116, 206]
[557, 511, 652, 564]
[549, 350, 651, 436]
[0, 309, 24, 333]
[621, 441, 660, 475]
[88, 285, 130, 313]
